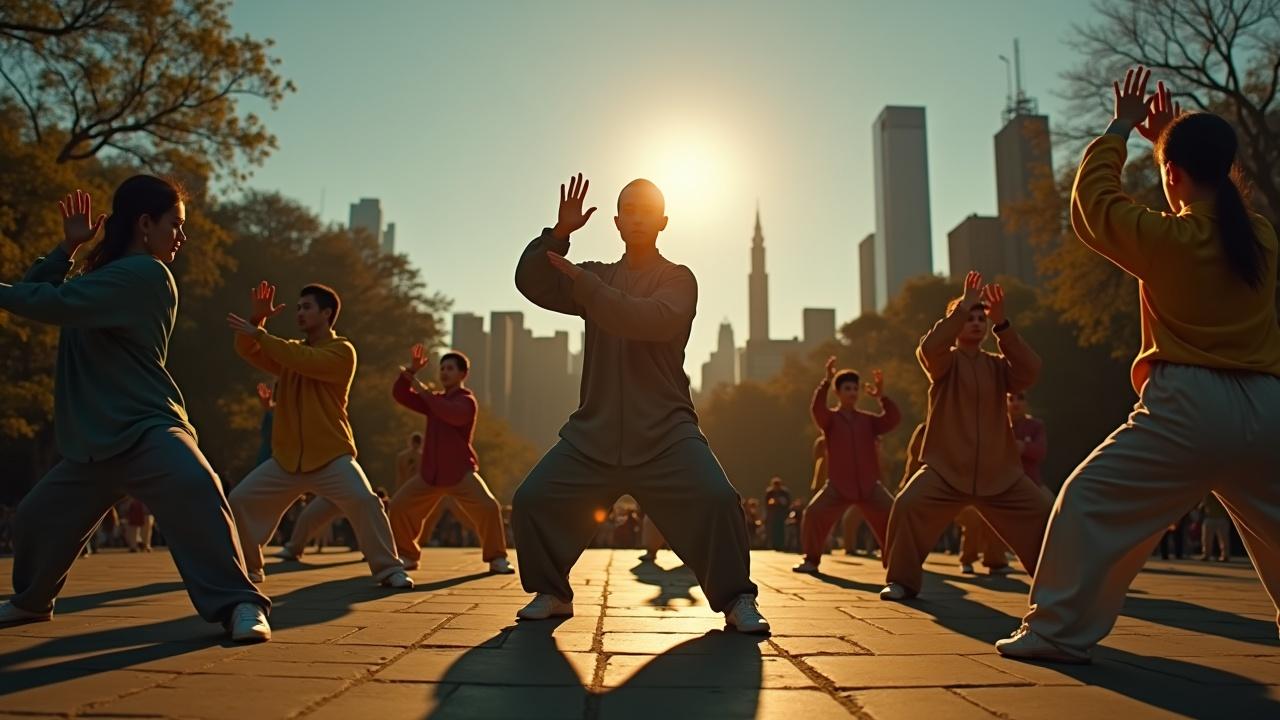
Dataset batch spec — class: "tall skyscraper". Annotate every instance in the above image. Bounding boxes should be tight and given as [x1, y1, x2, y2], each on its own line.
[383, 222, 397, 254]
[858, 233, 876, 316]
[748, 208, 769, 342]
[451, 312, 488, 403]
[948, 215, 1005, 281]
[700, 321, 738, 397]
[872, 106, 933, 310]
[348, 198, 383, 248]
[994, 39, 1052, 285]
[487, 311, 523, 420]
[802, 308, 836, 349]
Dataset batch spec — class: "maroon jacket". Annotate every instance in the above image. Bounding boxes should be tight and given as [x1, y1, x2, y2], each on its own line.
[1012, 415, 1047, 485]
[811, 379, 901, 500]
[392, 375, 478, 487]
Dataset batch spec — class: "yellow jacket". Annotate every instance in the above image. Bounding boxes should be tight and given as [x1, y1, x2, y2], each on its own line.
[235, 329, 358, 472]
[1071, 134, 1280, 393]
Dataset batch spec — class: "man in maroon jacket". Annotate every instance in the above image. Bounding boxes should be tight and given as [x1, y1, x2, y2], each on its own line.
[386, 345, 513, 574]
[794, 356, 901, 574]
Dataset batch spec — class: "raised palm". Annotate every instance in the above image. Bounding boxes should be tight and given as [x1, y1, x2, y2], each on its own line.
[59, 189, 106, 255]
[250, 281, 286, 324]
[960, 271, 983, 311]
[982, 283, 1007, 326]
[1137, 80, 1181, 143]
[408, 343, 429, 374]
[1113, 66, 1154, 129]
[552, 173, 597, 240]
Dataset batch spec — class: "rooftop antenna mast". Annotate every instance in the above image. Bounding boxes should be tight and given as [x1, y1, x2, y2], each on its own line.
[1000, 38, 1039, 122]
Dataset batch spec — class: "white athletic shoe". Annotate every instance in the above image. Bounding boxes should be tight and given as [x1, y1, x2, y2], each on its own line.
[0, 600, 52, 626]
[516, 593, 574, 620]
[270, 547, 300, 561]
[724, 594, 770, 634]
[381, 570, 415, 590]
[489, 558, 515, 574]
[995, 624, 1091, 664]
[960, 563, 976, 574]
[247, 569, 265, 584]
[879, 583, 916, 602]
[226, 602, 271, 643]
[792, 561, 820, 574]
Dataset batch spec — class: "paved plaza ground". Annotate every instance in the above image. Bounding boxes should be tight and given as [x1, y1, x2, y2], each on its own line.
[0, 547, 1277, 719]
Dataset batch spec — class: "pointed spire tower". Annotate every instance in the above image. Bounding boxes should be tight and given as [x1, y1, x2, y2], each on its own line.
[748, 204, 769, 342]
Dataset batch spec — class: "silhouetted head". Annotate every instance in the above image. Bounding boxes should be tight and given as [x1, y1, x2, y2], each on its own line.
[439, 351, 470, 390]
[834, 369, 861, 406]
[84, 175, 187, 272]
[409, 432, 423, 448]
[297, 284, 340, 333]
[768, 477, 782, 489]
[614, 179, 669, 248]
[1156, 112, 1265, 288]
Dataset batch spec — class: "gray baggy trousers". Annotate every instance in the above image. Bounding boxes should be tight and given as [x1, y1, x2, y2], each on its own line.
[512, 437, 757, 613]
[9, 427, 269, 623]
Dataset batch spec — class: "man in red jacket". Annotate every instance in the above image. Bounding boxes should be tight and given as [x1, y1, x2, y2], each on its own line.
[387, 345, 513, 574]
[794, 357, 900, 574]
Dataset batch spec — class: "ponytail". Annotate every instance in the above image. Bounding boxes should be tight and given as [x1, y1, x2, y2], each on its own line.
[81, 175, 185, 273]
[1157, 112, 1266, 288]
[1214, 171, 1265, 289]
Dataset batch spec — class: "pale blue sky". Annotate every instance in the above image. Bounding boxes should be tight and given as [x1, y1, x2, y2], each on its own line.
[228, 0, 1102, 385]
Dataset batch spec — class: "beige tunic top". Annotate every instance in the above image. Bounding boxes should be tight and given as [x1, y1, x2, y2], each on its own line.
[915, 307, 1041, 496]
[515, 228, 705, 466]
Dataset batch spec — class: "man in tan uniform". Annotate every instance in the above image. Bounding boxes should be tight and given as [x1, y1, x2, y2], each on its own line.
[880, 272, 1053, 601]
[510, 174, 768, 633]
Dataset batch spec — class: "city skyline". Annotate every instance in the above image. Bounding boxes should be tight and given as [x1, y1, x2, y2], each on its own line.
[227, 1, 1101, 380]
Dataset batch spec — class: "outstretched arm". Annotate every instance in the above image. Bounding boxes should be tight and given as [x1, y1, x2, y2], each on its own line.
[811, 356, 837, 430]
[0, 261, 152, 328]
[566, 262, 697, 342]
[515, 173, 596, 316]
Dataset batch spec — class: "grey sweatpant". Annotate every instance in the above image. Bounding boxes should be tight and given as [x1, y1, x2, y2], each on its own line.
[9, 427, 269, 623]
[1024, 363, 1280, 651]
[513, 437, 757, 612]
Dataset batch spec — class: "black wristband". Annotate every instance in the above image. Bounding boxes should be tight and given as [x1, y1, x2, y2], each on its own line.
[993, 319, 1011, 334]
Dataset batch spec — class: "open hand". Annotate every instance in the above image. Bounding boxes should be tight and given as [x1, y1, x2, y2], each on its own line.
[982, 283, 1007, 326]
[824, 356, 837, 381]
[1137, 80, 1181, 143]
[1113, 66, 1155, 130]
[959, 271, 983, 312]
[407, 343, 429, 375]
[58, 189, 106, 256]
[552, 173, 597, 241]
[250, 281, 286, 325]
[866, 369, 884, 397]
[256, 382, 274, 409]
[227, 312, 263, 337]
[546, 251, 583, 280]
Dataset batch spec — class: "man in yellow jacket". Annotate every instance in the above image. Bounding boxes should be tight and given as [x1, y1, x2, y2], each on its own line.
[226, 281, 412, 588]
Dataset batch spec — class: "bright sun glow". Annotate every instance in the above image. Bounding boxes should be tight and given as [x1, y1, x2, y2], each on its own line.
[630, 122, 738, 224]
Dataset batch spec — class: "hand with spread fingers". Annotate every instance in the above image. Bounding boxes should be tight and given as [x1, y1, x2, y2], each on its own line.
[960, 270, 984, 312]
[1137, 80, 1181, 143]
[866, 369, 885, 398]
[551, 172, 597, 241]
[59, 189, 107, 256]
[250, 281, 286, 325]
[406, 343, 429, 375]
[1112, 65, 1155, 132]
[982, 283, 1008, 327]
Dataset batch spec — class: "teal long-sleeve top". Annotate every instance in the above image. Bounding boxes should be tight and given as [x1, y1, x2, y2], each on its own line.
[0, 245, 195, 462]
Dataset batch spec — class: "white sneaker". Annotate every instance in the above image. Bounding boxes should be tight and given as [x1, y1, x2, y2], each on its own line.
[489, 558, 515, 574]
[879, 583, 915, 602]
[381, 570, 415, 590]
[995, 623, 1090, 664]
[247, 569, 265, 584]
[270, 547, 299, 561]
[516, 593, 574, 620]
[724, 594, 770, 634]
[960, 563, 976, 574]
[792, 561, 820, 574]
[226, 602, 271, 643]
[0, 600, 52, 626]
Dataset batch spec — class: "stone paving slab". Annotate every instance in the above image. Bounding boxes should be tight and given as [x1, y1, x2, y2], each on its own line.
[1, 547, 1278, 718]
